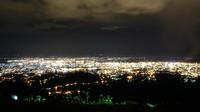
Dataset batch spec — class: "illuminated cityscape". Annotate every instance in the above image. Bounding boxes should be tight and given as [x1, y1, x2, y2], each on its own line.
[1, 57, 200, 79]
[0, 0, 200, 111]
[1, 57, 200, 111]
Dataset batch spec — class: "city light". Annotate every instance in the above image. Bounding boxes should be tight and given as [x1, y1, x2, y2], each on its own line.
[11, 95, 18, 101]
[1, 57, 200, 106]
[0, 57, 200, 79]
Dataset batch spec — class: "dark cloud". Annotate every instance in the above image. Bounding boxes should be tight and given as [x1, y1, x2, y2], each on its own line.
[10, 0, 33, 3]
[0, 0, 167, 22]
[160, 0, 200, 56]
[0, 0, 200, 57]
[41, 0, 167, 20]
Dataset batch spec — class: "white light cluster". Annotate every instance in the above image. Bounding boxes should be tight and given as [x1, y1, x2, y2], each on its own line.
[0, 57, 200, 79]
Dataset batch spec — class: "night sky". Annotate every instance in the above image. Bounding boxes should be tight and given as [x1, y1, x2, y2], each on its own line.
[0, 0, 200, 57]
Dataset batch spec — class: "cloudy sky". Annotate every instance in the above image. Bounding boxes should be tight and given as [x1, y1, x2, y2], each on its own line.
[0, 0, 200, 57]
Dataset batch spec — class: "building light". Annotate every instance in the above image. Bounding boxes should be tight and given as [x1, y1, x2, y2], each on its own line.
[127, 75, 133, 80]
[11, 95, 18, 101]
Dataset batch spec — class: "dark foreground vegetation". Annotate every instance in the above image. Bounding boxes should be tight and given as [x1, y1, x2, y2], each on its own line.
[1, 71, 200, 111]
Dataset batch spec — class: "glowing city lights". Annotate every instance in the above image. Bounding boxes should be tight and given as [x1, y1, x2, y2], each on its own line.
[0, 58, 200, 79]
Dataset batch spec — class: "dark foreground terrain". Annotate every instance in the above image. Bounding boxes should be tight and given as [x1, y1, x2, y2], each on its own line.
[1, 102, 199, 112]
[1, 72, 200, 112]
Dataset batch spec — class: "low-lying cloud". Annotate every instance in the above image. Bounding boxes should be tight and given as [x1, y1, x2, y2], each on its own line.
[160, 0, 200, 56]
[42, 0, 168, 20]
[0, 0, 168, 21]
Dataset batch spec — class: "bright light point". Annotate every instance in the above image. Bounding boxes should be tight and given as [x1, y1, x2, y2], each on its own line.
[18, 63, 23, 66]
[140, 62, 146, 68]
[146, 103, 156, 108]
[127, 75, 133, 80]
[168, 62, 174, 69]
[11, 95, 18, 101]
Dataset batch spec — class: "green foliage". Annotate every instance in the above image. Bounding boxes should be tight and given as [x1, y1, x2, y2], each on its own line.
[64, 92, 113, 105]
[24, 95, 46, 103]
[98, 94, 113, 104]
